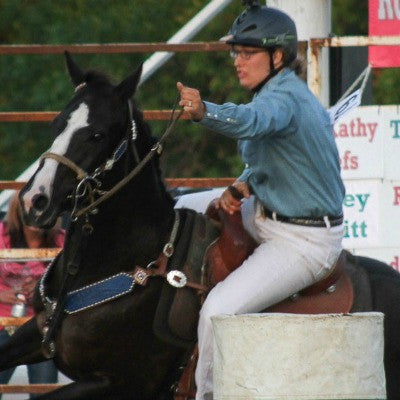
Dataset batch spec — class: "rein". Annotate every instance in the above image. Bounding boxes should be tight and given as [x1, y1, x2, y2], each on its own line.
[41, 152, 88, 181]
[41, 103, 184, 222]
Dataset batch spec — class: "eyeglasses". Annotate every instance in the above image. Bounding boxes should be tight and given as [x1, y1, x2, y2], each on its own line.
[229, 48, 266, 60]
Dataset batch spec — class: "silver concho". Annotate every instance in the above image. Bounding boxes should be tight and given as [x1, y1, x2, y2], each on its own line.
[131, 119, 137, 140]
[166, 270, 187, 288]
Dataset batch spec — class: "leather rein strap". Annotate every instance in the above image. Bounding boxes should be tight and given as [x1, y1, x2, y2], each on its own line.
[41, 152, 88, 181]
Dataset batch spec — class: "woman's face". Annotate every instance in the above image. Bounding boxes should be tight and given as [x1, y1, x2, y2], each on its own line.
[232, 45, 273, 90]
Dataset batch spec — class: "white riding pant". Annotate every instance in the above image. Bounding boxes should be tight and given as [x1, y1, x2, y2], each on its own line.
[195, 197, 344, 400]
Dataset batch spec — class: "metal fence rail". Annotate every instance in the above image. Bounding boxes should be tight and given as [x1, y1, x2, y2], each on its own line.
[0, 384, 63, 394]
[0, 42, 229, 55]
[0, 110, 192, 122]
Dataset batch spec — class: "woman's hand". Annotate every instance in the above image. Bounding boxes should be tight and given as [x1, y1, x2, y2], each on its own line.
[0, 288, 20, 305]
[216, 181, 251, 215]
[177, 82, 205, 121]
[21, 277, 38, 301]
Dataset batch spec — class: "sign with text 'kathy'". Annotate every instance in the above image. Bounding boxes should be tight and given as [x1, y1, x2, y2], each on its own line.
[334, 105, 400, 180]
[342, 179, 400, 248]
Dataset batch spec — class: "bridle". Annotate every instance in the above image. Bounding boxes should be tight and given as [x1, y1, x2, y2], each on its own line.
[40, 99, 183, 225]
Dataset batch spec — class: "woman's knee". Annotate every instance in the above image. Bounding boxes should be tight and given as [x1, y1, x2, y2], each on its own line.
[199, 290, 224, 326]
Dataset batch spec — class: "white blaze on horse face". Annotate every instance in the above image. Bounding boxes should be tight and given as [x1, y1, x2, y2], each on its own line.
[23, 103, 90, 211]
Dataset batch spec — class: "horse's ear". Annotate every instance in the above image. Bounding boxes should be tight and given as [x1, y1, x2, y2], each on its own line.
[113, 63, 143, 101]
[64, 51, 85, 87]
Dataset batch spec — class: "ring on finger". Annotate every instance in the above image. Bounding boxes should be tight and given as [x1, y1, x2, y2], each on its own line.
[188, 101, 193, 107]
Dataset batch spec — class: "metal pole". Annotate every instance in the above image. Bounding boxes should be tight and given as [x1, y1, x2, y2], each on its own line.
[139, 0, 234, 85]
[267, 0, 332, 106]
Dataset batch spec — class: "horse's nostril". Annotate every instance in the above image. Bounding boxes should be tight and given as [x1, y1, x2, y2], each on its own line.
[32, 194, 49, 212]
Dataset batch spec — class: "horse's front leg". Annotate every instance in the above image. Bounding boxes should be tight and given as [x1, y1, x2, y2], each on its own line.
[0, 316, 46, 371]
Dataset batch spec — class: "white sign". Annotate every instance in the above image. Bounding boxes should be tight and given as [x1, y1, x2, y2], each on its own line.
[342, 179, 400, 248]
[334, 106, 384, 179]
[334, 105, 400, 180]
[342, 180, 379, 248]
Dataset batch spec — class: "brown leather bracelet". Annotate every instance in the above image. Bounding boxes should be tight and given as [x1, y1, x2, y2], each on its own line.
[227, 185, 244, 200]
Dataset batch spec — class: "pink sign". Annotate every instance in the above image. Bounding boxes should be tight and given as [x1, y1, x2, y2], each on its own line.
[368, 0, 400, 67]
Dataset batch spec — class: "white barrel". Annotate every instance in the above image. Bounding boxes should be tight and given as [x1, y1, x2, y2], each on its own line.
[212, 313, 386, 400]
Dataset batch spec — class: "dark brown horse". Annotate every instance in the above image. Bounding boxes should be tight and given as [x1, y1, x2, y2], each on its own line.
[0, 53, 398, 400]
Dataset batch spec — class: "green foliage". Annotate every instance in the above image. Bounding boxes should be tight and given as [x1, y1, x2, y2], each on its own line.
[372, 68, 400, 104]
[332, 0, 368, 35]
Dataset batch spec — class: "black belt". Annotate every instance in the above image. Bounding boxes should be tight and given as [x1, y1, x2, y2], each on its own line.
[263, 207, 343, 228]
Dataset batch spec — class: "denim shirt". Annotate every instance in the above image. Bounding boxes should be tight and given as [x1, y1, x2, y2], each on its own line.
[198, 69, 345, 218]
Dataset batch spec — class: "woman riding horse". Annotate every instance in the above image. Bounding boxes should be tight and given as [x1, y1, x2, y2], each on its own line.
[177, 3, 345, 398]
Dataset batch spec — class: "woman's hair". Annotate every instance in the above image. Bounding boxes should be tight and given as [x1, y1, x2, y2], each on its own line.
[281, 47, 307, 80]
[288, 57, 307, 80]
[3, 191, 61, 248]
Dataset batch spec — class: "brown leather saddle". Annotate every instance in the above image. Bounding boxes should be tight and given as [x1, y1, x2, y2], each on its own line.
[205, 200, 354, 314]
[174, 201, 354, 399]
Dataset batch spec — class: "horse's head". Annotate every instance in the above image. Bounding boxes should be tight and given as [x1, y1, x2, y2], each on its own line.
[20, 52, 154, 228]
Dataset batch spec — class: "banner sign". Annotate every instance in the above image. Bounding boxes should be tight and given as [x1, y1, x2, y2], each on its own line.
[342, 179, 400, 249]
[368, 0, 400, 67]
[334, 105, 400, 180]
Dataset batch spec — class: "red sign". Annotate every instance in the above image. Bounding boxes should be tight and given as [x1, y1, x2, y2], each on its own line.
[368, 0, 400, 67]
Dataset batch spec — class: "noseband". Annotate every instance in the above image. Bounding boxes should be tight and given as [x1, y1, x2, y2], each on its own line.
[41, 101, 183, 224]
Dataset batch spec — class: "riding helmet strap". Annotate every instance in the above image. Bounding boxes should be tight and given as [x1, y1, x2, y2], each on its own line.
[252, 48, 285, 93]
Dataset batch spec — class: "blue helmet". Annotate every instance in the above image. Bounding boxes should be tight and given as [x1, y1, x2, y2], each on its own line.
[224, 2, 298, 62]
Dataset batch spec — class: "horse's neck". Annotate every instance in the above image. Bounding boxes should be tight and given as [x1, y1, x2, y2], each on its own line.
[69, 180, 175, 278]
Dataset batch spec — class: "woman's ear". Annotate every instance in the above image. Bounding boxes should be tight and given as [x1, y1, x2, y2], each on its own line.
[273, 49, 284, 68]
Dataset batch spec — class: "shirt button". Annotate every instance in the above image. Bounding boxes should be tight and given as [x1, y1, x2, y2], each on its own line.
[206, 112, 211, 117]
[214, 114, 218, 118]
